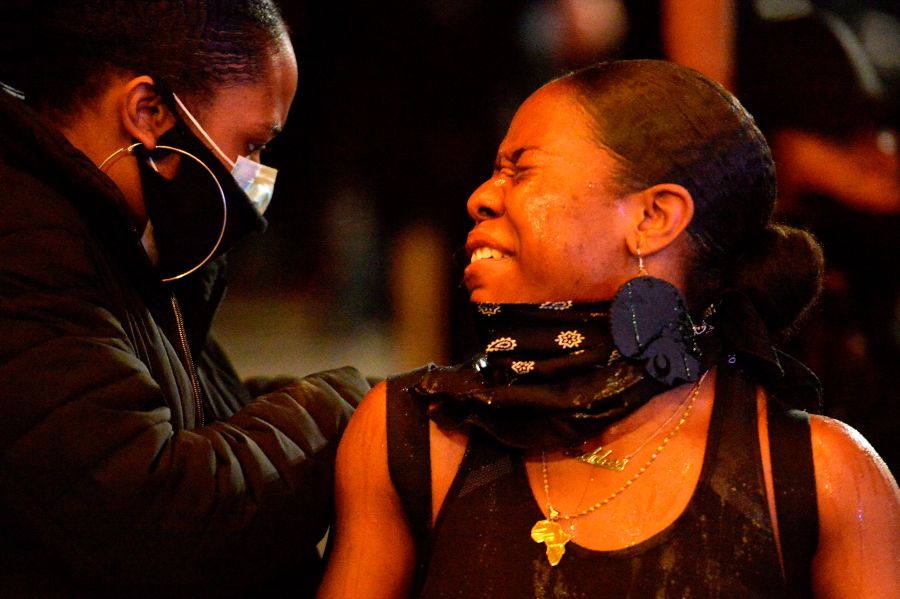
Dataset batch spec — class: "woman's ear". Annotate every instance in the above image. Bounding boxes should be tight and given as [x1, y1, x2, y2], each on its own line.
[626, 183, 695, 258]
[119, 76, 176, 150]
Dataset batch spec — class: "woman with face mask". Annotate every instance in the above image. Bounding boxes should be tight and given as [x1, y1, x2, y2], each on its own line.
[317, 60, 899, 598]
[0, 1, 367, 596]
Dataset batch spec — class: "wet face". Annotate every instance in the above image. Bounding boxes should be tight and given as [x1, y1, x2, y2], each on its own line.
[181, 34, 298, 168]
[464, 83, 638, 304]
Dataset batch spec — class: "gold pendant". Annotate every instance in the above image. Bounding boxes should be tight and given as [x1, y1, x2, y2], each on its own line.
[576, 446, 628, 471]
[531, 518, 570, 566]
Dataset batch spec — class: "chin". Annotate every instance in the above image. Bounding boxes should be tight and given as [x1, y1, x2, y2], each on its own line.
[468, 288, 493, 304]
[468, 287, 511, 305]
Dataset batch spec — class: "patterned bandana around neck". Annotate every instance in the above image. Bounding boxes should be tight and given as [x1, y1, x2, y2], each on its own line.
[408, 284, 822, 451]
[475, 301, 623, 382]
[412, 300, 678, 451]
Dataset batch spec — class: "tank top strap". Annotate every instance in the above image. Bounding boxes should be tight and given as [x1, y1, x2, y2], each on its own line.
[699, 361, 765, 496]
[704, 361, 818, 596]
[767, 399, 818, 597]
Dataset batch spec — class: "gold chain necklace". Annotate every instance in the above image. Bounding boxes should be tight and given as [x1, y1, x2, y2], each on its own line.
[530, 372, 707, 567]
[576, 377, 699, 471]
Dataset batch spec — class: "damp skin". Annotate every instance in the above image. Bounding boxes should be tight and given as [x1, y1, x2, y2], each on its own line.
[464, 83, 635, 305]
[808, 414, 900, 596]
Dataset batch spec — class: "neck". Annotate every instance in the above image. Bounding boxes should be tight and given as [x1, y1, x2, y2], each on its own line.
[589, 369, 713, 452]
[58, 116, 147, 226]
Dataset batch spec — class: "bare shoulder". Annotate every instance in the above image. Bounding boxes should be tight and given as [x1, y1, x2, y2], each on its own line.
[344, 378, 467, 522]
[332, 380, 406, 545]
[808, 413, 899, 521]
[319, 381, 415, 599]
[345, 381, 389, 436]
[808, 414, 898, 495]
[808, 414, 900, 598]
[337, 381, 390, 484]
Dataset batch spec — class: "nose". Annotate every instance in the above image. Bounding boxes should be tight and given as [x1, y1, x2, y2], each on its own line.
[466, 176, 506, 222]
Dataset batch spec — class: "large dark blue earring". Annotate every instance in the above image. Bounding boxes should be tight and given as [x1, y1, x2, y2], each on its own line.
[610, 267, 701, 386]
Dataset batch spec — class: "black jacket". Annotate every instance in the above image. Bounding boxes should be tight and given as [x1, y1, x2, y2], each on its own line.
[0, 89, 367, 597]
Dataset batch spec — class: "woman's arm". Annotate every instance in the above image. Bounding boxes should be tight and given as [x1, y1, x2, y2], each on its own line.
[0, 209, 365, 593]
[318, 382, 416, 599]
[661, 0, 736, 90]
[810, 415, 900, 598]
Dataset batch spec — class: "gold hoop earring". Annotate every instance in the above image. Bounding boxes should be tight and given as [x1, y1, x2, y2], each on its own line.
[98, 142, 143, 172]
[99, 142, 228, 283]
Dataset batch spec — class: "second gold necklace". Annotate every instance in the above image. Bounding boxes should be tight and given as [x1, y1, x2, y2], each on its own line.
[531, 371, 707, 567]
[575, 377, 699, 471]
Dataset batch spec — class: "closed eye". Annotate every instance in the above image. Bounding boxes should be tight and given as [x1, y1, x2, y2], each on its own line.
[494, 146, 539, 182]
[511, 165, 534, 182]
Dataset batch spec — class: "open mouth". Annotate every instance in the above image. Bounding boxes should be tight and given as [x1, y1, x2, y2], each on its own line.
[469, 247, 508, 264]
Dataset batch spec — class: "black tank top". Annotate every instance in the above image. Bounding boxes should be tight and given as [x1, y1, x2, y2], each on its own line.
[388, 364, 816, 598]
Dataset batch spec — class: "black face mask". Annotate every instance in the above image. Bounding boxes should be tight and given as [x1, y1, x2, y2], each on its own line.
[136, 117, 266, 281]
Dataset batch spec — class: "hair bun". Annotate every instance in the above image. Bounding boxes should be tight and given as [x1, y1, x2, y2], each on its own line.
[730, 224, 824, 339]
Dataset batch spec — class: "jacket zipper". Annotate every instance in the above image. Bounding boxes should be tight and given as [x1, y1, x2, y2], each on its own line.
[170, 294, 205, 427]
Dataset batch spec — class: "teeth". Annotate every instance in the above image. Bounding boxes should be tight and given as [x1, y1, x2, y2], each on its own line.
[470, 247, 506, 263]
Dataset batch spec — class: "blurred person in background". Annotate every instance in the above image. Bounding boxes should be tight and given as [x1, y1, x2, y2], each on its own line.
[737, 2, 900, 476]
[0, 1, 367, 596]
[271, 1, 529, 371]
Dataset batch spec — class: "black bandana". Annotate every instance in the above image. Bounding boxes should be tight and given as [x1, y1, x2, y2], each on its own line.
[413, 299, 678, 451]
[473, 301, 632, 385]
[406, 281, 820, 451]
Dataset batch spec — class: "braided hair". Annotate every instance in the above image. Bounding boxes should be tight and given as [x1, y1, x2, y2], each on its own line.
[2, 0, 287, 122]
